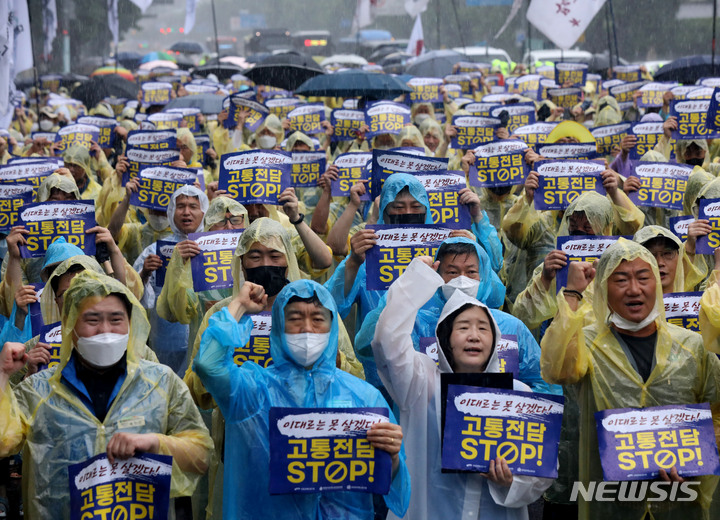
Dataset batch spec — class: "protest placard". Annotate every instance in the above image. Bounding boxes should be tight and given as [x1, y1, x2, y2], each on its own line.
[365, 102, 411, 138]
[609, 81, 648, 110]
[555, 63, 588, 87]
[513, 75, 543, 100]
[265, 97, 302, 120]
[497, 335, 520, 378]
[129, 165, 197, 212]
[407, 77, 444, 104]
[627, 162, 692, 210]
[188, 229, 244, 292]
[331, 109, 365, 141]
[289, 152, 326, 189]
[233, 312, 273, 367]
[451, 115, 500, 149]
[668, 215, 693, 242]
[18, 201, 96, 258]
[491, 103, 536, 134]
[628, 122, 668, 160]
[412, 170, 472, 229]
[147, 112, 183, 130]
[36, 322, 62, 371]
[511, 122, 557, 147]
[670, 99, 720, 140]
[638, 82, 676, 109]
[663, 292, 702, 332]
[141, 82, 173, 106]
[124, 148, 181, 183]
[614, 65, 642, 82]
[534, 160, 606, 210]
[696, 198, 720, 254]
[54, 124, 100, 154]
[471, 140, 529, 188]
[591, 123, 632, 156]
[332, 152, 372, 198]
[555, 235, 624, 291]
[224, 94, 269, 133]
[0, 184, 34, 232]
[288, 103, 326, 135]
[371, 149, 448, 199]
[155, 241, 176, 288]
[77, 115, 116, 148]
[166, 108, 202, 133]
[219, 150, 291, 205]
[547, 87, 583, 109]
[126, 129, 177, 151]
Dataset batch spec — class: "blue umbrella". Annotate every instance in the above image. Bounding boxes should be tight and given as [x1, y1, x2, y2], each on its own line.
[295, 70, 412, 100]
[405, 50, 467, 78]
[654, 55, 718, 84]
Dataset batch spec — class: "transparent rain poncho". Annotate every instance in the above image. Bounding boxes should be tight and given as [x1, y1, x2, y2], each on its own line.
[371, 259, 552, 520]
[62, 145, 102, 200]
[541, 238, 720, 520]
[0, 270, 213, 519]
[683, 166, 714, 217]
[36, 171, 80, 202]
[202, 196, 248, 231]
[193, 279, 410, 519]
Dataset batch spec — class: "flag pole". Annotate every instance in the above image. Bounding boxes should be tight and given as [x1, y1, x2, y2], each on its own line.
[24, 0, 42, 109]
[605, 1, 613, 72]
[210, 0, 220, 58]
[608, 0, 620, 68]
[713, 0, 718, 75]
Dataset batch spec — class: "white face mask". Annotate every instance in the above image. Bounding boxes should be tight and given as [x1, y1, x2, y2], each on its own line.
[609, 305, 659, 332]
[75, 332, 129, 368]
[257, 134, 277, 149]
[30, 122, 39, 132]
[146, 214, 169, 231]
[414, 113, 430, 126]
[39, 119, 54, 131]
[441, 275, 480, 300]
[284, 332, 330, 368]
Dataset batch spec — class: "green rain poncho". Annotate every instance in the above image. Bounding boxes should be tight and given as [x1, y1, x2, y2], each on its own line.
[0, 270, 213, 519]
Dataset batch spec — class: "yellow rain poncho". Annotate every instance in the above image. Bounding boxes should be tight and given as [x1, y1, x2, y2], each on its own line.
[251, 114, 284, 146]
[202, 196, 248, 231]
[541, 239, 720, 520]
[397, 125, 432, 155]
[0, 270, 213, 519]
[62, 145, 102, 201]
[684, 167, 714, 216]
[36, 172, 80, 202]
[419, 117, 443, 156]
[284, 130, 314, 152]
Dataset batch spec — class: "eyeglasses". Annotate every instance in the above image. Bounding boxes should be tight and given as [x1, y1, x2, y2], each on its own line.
[648, 249, 678, 262]
[222, 216, 244, 226]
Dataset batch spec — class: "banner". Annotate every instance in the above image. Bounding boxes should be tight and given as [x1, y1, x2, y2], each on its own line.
[371, 149, 448, 199]
[412, 170, 472, 229]
[126, 129, 177, 151]
[670, 99, 720, 140]
[54, 124, 100, 154]
[535, 142, 599, 160]
[141, 82, 173, 106]
[37, 322, 62, 371]
[332, 152, 372, 198]
[628, 121, 668, 160]
[441, 385, 564, 478]
[155, 240, 175, 287]
[265, 97, 302, 120]
[188, 229, 243, 292]
[638, 82, 676, 109]
[491, 103, 536, 134]
[534, 160, 606, 210]
[0, 184, 34, 232]
[68, 453, 172, 520]
[365, 225, 453, 290]
[497, 334, 520, 377]
[451, 115, 500, 148]
[77, 115, 116, 148]
[365, 101, 411, 138]
[147, 112, 183, 130]
[669, 215, 692, 242]
[555, 235, 623, 291]
[511, 121, 556, 147]
[547, 87, 582, 109]
[268, 407, 392, 494]
[224, 94, 269, 133]
[697, 198, 720, 254]
[663, 292, 701, 332]
[595, 403, 720, 481]
[288, 103, 326, 135]
[471, 140, 529, 188]
[407, 77, 443, 104]
[331, 109, 365, 141]
[591, 123, 632, 156]
[219, 150, 291, 205]
[233, 312, 272, 367]
[627, 162, 692, 211]
[129, 165, 197, 212]
[124, 148, 181, 183]
[555, 63, 588, 87]
[290, 152, 326, 189]
[18, 201, 96, 258]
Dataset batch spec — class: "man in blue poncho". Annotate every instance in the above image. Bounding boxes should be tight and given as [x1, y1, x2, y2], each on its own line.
[193, 279, 411, 519]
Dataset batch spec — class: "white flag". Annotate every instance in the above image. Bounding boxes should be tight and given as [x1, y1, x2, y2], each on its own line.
[526, 0, 606, 50]
[352, 0, 374, 32]
[405, 14, 425, 57]
[12, 0, 33, 74]
[405, 0, 429, 18]
[1, 0, 33, 129]
[128, 0, 154, 13]
[42, 0, 57, 57]
[184, 0, 197, 34]
[107, 0, 119, 50]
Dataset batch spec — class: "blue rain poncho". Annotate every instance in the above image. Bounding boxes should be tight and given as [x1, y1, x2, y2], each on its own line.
[193, 280, 411, 520]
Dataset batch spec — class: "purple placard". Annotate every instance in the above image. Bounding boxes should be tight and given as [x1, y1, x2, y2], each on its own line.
[627, 162, 692, 211]
[68, 453, 172, 520]
[491, 103, 536, 134]
[547, 87, 582, 109]
[53, 123, 100, 155]
[331, 152, 372, 199]
[595, 403, 720, 481]
[126, 129, 178, 151]
[609, 81, 648, 110]
[669, 215, 693, 242]
[331, 109, 365, 141]
[141, 81, 173, 106]
[555, 63, 588, 87]
[189, 229, 243, 292]
[233, 312, 272, 367]
[290, 152, 326, 189]
[628, 121, 667, 160]
[36, 322, 61, 371]
[696, 198, 720, 254]
[77, 115, 116, 148]
[365, 101, 411, 138]
[129, 165, 197, 212]
[409, 170, 472, 230]
[365, 225, 453, 290]
[663, 292, 702, 332]
[288, 103, 326, 135]
[591, 123, 632, 156]
[471, 140, 529, 188]
[706, 87, 720, 130]
[511, 121, 557, 147]
[17, 201, 96, 258]
[0, 184, 34, 232]
[223, 94, 269, 133]
[534, 160, 606, 211]
[536, 142, 599, 160]
[441, 385, 564, 478]
[419, 336, 439, 365]
[513, 74, 543, 100]
[268, 407, 392, 494]
[265, 97, 301, 120]
[28, 282, 46, 336]
[155, 240, 175, 288]
[407, 77, 444, 104]
[165, 108, 202, 133]
[124, 147, 181, 183]
[218, 149, 292, 205]
[670, 99, 720, 140]
[638, 82, 676, 109]
[451, 115, 500, 149]
[555, 236, 624, 292]
[370, 149, 448, 199]
[497, 334, 519, 377]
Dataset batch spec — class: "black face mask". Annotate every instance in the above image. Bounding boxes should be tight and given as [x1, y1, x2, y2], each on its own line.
[685, 157, 704, 167]
[244, 265, 289, 297]
[569, 229, 591, 236]
[489, 185, 512, 196]
[385, 212, 426, 225]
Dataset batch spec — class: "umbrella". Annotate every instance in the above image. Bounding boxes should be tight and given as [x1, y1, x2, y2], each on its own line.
[220, 56, 251, 69]
[405, 49, 467, 78]
[320, 54, 368, 68]
[71, 74, 139, 108]
[139, 60, 179, 71]
[91, 66, 134, 81]
[654, 55, 719, 84]
[141, 51, 176, 64]
[170, 42, 205, 54]
[163, 93, 224, 114]
[245, 52, 324, 91]
[295, 69, 412, 100]
[192, 63, 245, 82]
[115, 51, 143, 70]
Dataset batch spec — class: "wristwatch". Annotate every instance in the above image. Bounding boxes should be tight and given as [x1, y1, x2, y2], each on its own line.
[290, 213, 305, 225]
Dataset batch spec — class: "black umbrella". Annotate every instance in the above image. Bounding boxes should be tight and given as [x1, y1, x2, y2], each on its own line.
[245, 52, 324, 91]
[192, 63, 245, 82]
[654, 55, 719, 84]
[163, 93, 224, 114]
[115, 51, 143, 70]
[170, 42, 205, 54]
[295, 70, 412, 100]
[71, 74, 139, 108]
[405, 50, 466, 78]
